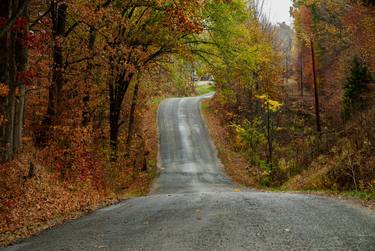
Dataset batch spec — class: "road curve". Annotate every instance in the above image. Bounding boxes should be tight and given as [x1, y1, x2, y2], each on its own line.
[3, 95, 375, 251]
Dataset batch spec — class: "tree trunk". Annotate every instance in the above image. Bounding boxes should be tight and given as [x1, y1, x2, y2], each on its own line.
[0, 0, 28, 163]
[311, 40, 321, 133]
[300, 44, 304, 97]
[125, 80, 140, 155]
[82, 28, 96, 126]
[266, 96, 272, 169]
[45, 2, 67, 123]
[109, 72, 133, 160]
[13, 0, 28, 152]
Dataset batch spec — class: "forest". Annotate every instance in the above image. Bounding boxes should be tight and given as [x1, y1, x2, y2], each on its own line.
[1, 0, 374, 246]
[204, 0, 375, 192]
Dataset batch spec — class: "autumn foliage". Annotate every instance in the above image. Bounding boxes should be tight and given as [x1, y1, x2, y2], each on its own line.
[0, 0, 206, 245]
[0, 0, 374, 246]
[201, 0, 375, 193]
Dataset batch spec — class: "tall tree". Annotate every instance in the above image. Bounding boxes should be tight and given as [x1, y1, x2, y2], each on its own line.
[100, 0, 204, 157]
[0, 0, 29, 162]
[45, 2, 67, 124]
[292, 2, 321, 132]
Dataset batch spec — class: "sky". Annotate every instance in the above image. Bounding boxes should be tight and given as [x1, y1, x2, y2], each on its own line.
[261, 0, 293, 25]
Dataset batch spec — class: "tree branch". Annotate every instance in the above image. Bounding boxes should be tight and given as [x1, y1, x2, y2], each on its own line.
[0, 0, 28, 38]
[64, 21, 79, 37]
[29, 4, 52, 29]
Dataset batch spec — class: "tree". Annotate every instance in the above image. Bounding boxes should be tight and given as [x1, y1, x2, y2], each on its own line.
[292, 2, 321, 132]
[342, 57, 373, 120]
[195, 0, 282, 176]
[0, 0, 29, 162]
[98, 0, 204, 158]
[45, 2, 68, 124]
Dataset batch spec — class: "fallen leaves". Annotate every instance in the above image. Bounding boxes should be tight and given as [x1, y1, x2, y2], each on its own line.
[0, 96, 160, 247]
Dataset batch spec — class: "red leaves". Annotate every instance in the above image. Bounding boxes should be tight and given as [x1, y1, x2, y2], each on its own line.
[17, 70, 34, 87]
[13, 17, 28, 32]
[0, 17, 7, 29]
[25, 31, 51, 52]
[0, 17, 28, 32]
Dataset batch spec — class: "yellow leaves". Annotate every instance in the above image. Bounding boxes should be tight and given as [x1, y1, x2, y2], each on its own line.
[255, 94, 282, 112]
[21, 136, 33, 143]
[54, 36, 65, 47]
[0, 83, 9, 97]
[234, 127, 246, 149]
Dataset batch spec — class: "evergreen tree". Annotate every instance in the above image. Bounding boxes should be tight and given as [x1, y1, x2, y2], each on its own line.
[342, 57, 373, 120]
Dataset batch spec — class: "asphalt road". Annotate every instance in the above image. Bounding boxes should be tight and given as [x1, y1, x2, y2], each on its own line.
[4, 95, 375, 251]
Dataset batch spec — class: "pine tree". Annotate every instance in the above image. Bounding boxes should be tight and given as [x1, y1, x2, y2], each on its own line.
[342, 57, 373, 121]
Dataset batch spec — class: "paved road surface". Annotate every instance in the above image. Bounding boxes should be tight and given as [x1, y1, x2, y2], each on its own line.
[4, 95, 375, 250]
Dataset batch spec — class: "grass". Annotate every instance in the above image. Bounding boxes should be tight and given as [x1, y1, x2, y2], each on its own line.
[266, 187, 375, 200]
[196, 84, 216, 95]
[343, 190, 375, 200]
[151, 96, 166, 105]
[200, 101, 209, 111]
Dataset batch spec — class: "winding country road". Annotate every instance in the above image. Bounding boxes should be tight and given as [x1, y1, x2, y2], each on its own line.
[4, 95, 375, 250]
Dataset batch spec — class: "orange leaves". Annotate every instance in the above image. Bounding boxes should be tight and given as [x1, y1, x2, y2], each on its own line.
[37, 125, 102, 182]
[341, 3, 375, 69]
[0, 83, 9, 97]
[0, 115, 6, 127]
[0, 149, 109, 246]
[293, 4, 314, 44]
[69, 2, 106, 27]
[165, 7, 203, 34]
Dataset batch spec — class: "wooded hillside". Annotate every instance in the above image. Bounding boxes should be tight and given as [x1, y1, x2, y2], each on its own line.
[202, 0, 374, 195]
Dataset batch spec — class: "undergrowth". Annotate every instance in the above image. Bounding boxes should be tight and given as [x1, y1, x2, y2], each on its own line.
[204, 95, 375, 201]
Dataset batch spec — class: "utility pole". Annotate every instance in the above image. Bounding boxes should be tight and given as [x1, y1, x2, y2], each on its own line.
[300, 44, 304, 97]
[310, 40, 321, 133]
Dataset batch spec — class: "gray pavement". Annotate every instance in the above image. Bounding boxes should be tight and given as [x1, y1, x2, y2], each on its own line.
[3, 94, 375, 251]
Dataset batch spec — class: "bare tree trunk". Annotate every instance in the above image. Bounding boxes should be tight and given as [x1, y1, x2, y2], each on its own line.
[266, 95, 272, 169]
[5, 85, 16, 161]
[109, 72, 133, 160]
[0, 1, 12, 162]
[125, 80, 140, 155]
[13, 0, 28, 152]
[45, 2, 67, 124]
[82, 28, 96, 127]
[300, 44, 304, 97]
[13, 79, 25, 152]
[0, 0, 28, 162]
[311, 40, 321, 133]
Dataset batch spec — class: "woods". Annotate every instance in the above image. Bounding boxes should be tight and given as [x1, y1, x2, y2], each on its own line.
[1, 0, 205, 163]
[201, 0, 374, 192]
[1, 0, 374, 246]
[0, 0, 205, 244]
